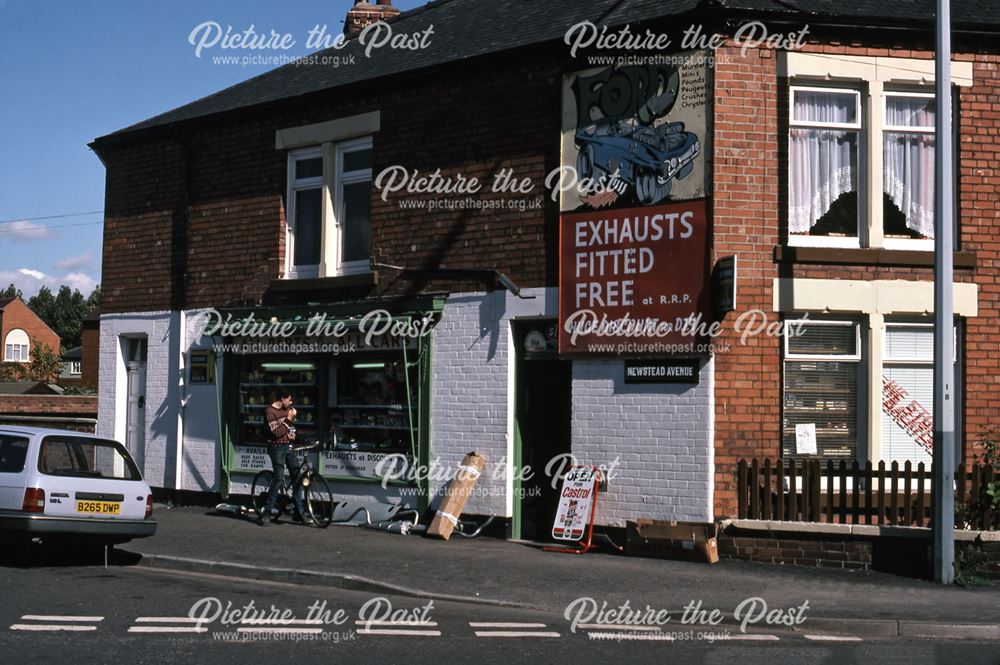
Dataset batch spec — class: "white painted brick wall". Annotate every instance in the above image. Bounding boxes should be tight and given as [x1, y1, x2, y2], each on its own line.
[98, 311, 180, 489]
[571, 357, 714, 525]
[429, 289, 555, 516]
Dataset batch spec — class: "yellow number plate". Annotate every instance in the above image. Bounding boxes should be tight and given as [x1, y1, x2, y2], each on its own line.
[76, 501, 121, 515]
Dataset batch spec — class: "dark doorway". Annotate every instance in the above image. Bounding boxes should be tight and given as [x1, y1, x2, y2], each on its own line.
[513, 321, 571, 542]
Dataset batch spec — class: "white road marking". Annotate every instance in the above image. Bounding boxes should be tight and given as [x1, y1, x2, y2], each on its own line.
[358, 628, 442, 637]
[587, 632, 675, 641]
[576, 624, 661, 632]
[355, 620, 439, 627]
[474, 631, 561, 638]
[804, 635, 863, 642]
[20, 615, 104, 622]
[469, 622, 548, 628]
[10, 624, 98, 632]
[127, 627, 209, 634]
[134, 617, 200, 623]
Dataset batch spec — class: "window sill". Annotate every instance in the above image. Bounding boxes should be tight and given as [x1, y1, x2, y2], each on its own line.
[774, 246, 976, 269]
[266, 272, 379, 303]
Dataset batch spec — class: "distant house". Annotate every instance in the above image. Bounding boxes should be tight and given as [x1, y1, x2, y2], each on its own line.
[60, 346, 83, 386]
[0, 381, 63, 396]
[0, 297, 60, 371]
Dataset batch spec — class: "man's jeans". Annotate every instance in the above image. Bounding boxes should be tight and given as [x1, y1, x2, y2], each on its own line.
[264, 445, 306, 517]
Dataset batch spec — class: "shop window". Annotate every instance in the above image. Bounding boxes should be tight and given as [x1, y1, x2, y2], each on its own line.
[285, 137, 373, 279]
[237, 352, 416, 459]
[3, 328, 30, 362]
[782, 320, 861, 458]
[788, 87, 861, 247]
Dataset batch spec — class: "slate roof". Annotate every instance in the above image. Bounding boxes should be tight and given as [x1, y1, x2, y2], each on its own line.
[93, 0, 1000, 145]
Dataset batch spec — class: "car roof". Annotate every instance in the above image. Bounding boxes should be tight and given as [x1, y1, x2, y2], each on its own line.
[0, 426, 110, 440]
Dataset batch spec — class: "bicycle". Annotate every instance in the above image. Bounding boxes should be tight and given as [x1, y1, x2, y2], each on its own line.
[251, 441, 334, 528]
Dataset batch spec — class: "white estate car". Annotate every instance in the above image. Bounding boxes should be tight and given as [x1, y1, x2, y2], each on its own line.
[0, 427, 156, 544]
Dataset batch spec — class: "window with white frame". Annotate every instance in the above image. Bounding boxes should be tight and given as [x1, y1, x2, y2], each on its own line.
[788, 87, 861, 246]
[3, 329, 30, 362]
[880, 323, 959, 466]
[70, 361, 82, 375]
[883, 93, 935, 242]
[285, 137, 373, 279]
[782, 320, 861, 458]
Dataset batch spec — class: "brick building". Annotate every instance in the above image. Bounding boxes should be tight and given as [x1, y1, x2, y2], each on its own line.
[90, 0, 1000, 538]
[0, 296, 60, 373]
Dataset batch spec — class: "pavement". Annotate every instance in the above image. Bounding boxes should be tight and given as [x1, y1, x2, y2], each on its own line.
[120, 503, 1000, 640]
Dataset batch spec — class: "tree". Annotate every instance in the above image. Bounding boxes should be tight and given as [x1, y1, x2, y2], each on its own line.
[0, 284, 22, 299]
[86, 285, 101, 312]
[0, 342, 61, 383]
[25, 285, 97, 352]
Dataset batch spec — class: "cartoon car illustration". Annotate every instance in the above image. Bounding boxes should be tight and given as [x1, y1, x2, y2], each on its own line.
[575, 118, 700, 205]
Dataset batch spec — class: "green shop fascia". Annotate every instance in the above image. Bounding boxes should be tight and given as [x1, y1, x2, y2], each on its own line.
[214, 296, 444, 511]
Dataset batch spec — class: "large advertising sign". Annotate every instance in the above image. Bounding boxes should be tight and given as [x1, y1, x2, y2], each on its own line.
[558, 52, 711, 355]
[558, 199, 709, 354]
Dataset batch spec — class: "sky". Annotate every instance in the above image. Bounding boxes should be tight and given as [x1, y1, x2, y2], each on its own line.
[0, 0, 425, 299]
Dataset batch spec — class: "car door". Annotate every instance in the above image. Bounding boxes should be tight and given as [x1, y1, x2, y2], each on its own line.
[0, 432, 32, 510]
[35, 434, 148, 520]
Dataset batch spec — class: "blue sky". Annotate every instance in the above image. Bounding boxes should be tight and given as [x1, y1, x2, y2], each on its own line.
[0, 0, 424, 299]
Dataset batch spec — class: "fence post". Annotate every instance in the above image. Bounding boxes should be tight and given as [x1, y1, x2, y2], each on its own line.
[788, 459, 797, 521]
[877, 461, 886, 525]
[838, 460, 848, 524]
[904, 461, 913, 526]
[916, 462, 927, 527]
[811, 460, 822, 522]
[737, 460, 747, 519]
[762, 458, 772, 520]
[825, 460, 834, 523]
[890, 461, 900, 525]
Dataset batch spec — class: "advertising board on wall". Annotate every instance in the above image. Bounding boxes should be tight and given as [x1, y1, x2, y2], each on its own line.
[558, 52, 711, 355]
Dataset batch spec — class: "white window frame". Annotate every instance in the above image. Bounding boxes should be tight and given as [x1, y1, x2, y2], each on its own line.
[285, 147, 324, 279]
[284, 138, 373, 279]
[70, 361, 82, 375]
[332, 136, 374, 277]
[881, 91, 937, 251]
[3, 329, 30, 363]
[784, 319, 862, 361]
[882, 321, 957, 363]
[788, 86, 864, 249]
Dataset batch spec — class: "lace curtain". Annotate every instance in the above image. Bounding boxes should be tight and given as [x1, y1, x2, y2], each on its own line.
[884, 96, 936, 239]
[788, 91, 859, 235]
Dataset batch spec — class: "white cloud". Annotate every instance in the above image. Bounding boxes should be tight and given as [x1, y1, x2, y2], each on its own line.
[54, 251, 94, 271]
[0, 268, 98, 299]
[1, 220, 56, 242]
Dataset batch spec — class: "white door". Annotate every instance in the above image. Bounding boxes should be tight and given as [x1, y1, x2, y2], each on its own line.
[125, 338, 147, 473]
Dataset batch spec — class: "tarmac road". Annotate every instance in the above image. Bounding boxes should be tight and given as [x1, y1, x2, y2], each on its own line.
[0, 546, 997, 665]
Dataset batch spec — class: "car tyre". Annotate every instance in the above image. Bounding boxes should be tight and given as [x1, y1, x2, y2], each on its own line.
[576, 144, 596, 181]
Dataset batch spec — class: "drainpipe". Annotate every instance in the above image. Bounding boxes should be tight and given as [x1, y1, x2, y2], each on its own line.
[176, 311, 186, 496]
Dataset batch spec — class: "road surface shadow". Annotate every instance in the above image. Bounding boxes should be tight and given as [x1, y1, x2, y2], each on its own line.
[0, 540, 143, 568]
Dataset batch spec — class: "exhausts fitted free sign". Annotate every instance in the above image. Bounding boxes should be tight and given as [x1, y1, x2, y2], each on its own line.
[558, 198, 709, 355]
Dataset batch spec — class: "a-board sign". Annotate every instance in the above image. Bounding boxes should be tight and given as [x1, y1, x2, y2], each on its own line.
[552, 466, 599, 542]
[623, 359, 700, 384]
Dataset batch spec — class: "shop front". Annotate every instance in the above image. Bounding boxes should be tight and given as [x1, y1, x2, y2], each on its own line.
[213, 299, 442, 509]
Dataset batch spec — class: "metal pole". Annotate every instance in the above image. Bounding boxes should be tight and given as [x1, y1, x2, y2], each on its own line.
[932, 0, 955, 585]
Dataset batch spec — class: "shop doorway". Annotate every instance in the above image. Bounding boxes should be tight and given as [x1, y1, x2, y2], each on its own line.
[513, 321, 571, 542]
[124, 337, 147, 472]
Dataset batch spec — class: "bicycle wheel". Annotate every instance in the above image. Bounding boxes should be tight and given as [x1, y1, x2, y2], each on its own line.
[251, 470, 274, 520]
[304, 473, 334, 528]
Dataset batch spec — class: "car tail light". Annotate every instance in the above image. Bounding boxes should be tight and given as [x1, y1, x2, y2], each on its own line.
[22, 487, 45, 513]
[144, 494, 153, 519]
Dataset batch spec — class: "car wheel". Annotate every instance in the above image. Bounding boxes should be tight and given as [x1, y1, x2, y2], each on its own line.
[677, 162, 694, 180]
[636, 170, 661, 205]
[576, 144, 596, 181]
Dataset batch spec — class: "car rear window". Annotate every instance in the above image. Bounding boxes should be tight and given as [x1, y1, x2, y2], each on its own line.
[0, 435, 30, 473]
[38, 436, 141, 481]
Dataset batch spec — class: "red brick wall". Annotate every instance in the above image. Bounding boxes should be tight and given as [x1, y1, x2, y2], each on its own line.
[80, 320, 99, 390]
[0, 395, 98, 416]
[718, 533, 873, 569]
[0, 297, 61, 364]
[98, 52, 562, 313]
[712, 43, 1000, 518]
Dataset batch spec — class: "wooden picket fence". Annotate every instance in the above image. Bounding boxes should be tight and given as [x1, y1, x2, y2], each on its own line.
[736, 459, 996, 529]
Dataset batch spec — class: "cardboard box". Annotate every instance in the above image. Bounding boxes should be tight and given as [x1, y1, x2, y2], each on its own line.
[625, 519, 719, 564]
[427, 452, 487, 540]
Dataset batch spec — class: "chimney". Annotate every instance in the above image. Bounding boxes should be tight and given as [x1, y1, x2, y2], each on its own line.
[344, 0, 401, 37]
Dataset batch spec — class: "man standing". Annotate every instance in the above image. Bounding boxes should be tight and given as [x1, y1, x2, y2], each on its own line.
[259, 390, 309, 525]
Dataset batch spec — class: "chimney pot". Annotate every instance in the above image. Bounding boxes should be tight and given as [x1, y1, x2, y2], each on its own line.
[344, 0, 400, 36]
